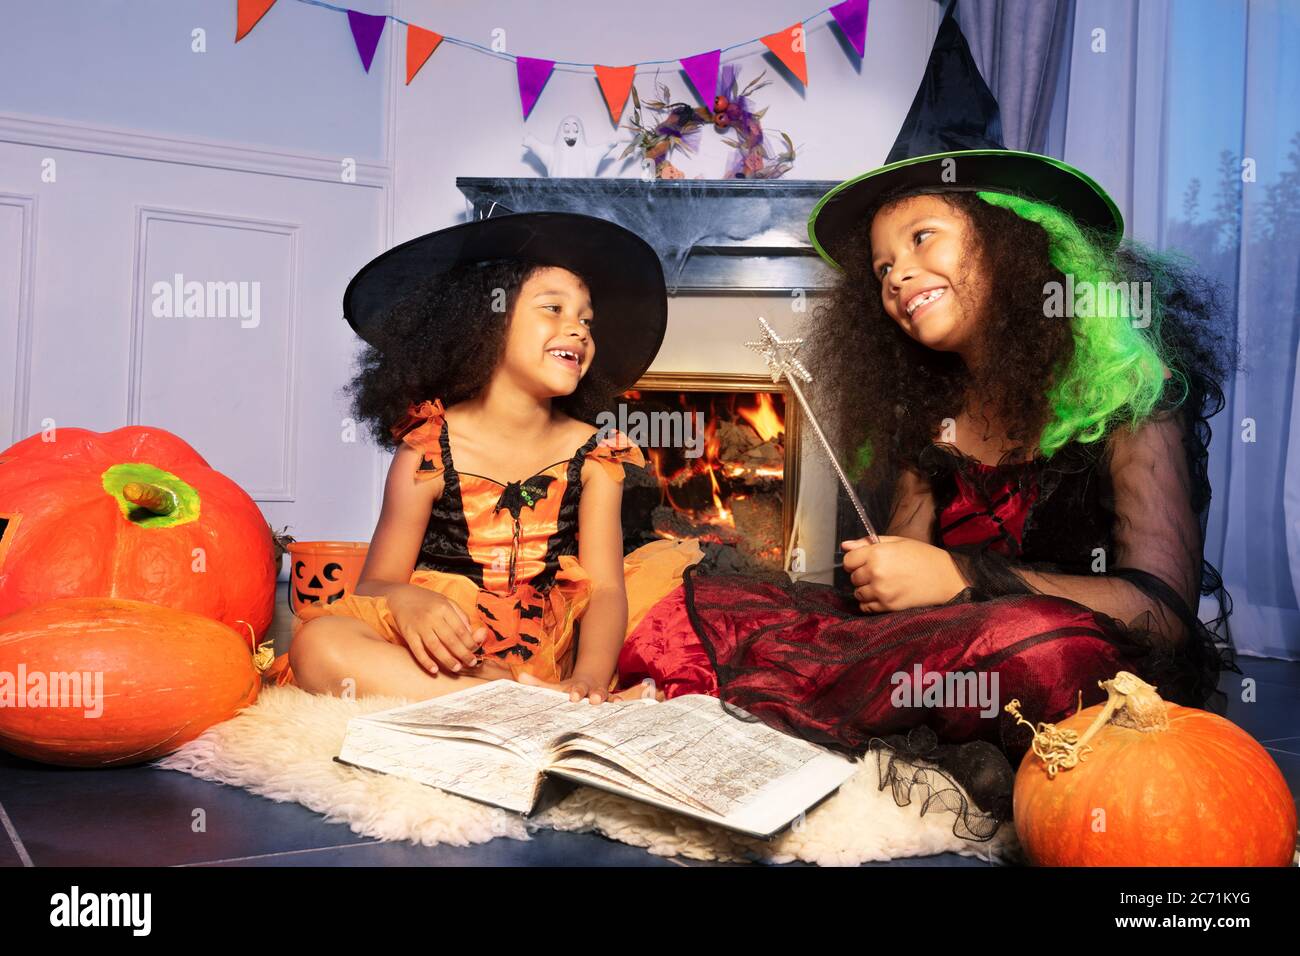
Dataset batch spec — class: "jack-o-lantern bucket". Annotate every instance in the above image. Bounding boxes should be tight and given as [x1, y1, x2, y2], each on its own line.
[287, 542, 368, 617]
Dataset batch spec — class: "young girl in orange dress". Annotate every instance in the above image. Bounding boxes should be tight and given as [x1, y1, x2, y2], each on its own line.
[263, 211, 701, 704]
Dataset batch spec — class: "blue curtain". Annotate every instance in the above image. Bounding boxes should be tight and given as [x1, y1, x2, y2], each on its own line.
[1053, 0, 1300, 659]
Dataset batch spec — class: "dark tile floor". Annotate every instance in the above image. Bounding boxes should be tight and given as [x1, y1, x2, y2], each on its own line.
[1, 656, 1295, 867]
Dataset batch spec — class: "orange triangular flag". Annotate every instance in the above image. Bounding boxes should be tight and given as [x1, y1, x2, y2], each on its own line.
[760, 22, 808, 86]
[236, 0, 277, 42]
[594, 65, 637, 124]
[406, 25, 444, 84]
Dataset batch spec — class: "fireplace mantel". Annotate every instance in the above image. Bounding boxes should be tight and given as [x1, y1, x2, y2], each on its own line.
[457, 177, 841, 295]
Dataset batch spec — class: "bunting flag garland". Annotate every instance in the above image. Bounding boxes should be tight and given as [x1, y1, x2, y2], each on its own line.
[406, 25, 443, 85]
[829, 0, 870, 57]
[235, 0, 277, 42]
[760, 23, 808, 86]
[594, 65, 637, 124]
[680, 49, 722, 106]
[346, 10, 385, 73]
[516, 56, 557, 119]
[232, 0, 876, 122]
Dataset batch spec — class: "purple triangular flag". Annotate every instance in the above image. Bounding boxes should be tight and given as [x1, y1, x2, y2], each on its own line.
[680, 49, 721, 105]
[516, 56, 556, 119]
[347, 10, 386, 73]
[830, 0, 870, 57]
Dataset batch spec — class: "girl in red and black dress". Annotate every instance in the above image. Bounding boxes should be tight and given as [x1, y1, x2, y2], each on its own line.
[616, 1, 1243, 838]
[616, 176, 1240, 840]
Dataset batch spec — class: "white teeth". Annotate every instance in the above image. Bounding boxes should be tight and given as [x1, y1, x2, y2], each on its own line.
[549, 349, 578, 361]
[907, 288, 945, 315]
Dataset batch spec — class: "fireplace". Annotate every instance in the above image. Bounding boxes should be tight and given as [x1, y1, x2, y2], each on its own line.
[459, 176, 842, 584]
[611, 372, 800, 576]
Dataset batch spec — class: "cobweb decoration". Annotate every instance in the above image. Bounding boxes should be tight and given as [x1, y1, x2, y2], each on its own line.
[461, 179, 778, 294]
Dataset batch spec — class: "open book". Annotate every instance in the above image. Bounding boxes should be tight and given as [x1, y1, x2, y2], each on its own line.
[334, 679, 859, 839]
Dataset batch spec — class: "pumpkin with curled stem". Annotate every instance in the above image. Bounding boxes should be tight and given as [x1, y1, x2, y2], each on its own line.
[0, 425, 275, 650]
[1007, 672, 1296, 867]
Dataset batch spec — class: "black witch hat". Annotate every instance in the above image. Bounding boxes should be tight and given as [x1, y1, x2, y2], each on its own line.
[343, 210, 667, 395]
[808, 0, 1123, 269]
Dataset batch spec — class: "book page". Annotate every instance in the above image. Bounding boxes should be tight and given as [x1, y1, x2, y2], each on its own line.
[554, 695, 845, 819]
[550, 736, 715, 812]
[339, 719, 542, 814]
[554, 752, 715, 814]
[357, 680, 657, 764]
[349, 682, 856, 835]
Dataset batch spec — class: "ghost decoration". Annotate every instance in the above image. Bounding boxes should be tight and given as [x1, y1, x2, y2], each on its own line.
[522, 115, 618, 177]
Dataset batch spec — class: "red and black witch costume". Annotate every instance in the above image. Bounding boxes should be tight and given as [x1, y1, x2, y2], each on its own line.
[616, 367, 1237, 839]
[615, 0, 1239, 841]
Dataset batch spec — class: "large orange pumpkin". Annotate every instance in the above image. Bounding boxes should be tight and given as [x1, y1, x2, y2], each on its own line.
[0, 425, 275, 649]
[0, 597, 259, 767]
[1009, 672, 1296, 867]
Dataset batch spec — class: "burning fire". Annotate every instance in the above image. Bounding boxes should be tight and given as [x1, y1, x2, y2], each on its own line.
[648, 439, 732, 526]
[631, 389, 786, 565]
[706, 461, 730, 524]
[737, 392, 783, 443]
[702, 416, 730, 524]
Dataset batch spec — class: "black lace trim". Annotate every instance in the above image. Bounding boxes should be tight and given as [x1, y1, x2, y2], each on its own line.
[868, 727, 1013, 844]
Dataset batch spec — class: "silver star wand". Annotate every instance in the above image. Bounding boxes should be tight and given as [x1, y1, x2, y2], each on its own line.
[745, 316, 880, 545]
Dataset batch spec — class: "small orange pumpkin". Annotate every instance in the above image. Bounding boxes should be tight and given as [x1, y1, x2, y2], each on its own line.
[1009, 672, 1296, 867]
[287, 541, 367, 616]
[0, 597, 259, 767]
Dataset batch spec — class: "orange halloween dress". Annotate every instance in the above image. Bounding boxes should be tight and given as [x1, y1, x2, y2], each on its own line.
[262, 398, 703, 690]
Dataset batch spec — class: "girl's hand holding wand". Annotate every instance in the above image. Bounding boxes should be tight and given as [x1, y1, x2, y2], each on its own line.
[841, 536, 968, 613]
[745, 317, 967, 613]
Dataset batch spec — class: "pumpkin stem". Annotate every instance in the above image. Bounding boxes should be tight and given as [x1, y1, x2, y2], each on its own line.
[1005, 698, 1094, 779]
[122, 481, 178, 516]
[1005, 671, 1169, 779]
[253, 640, 276, 674]
[233, 619, 276, 672]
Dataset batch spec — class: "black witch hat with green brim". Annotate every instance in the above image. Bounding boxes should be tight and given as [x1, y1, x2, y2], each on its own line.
[808, 0, 1124, 270]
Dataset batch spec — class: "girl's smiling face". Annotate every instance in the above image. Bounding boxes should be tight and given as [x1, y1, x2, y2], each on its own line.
[869, 193, 989, 356]
[500, 265, 595, 396]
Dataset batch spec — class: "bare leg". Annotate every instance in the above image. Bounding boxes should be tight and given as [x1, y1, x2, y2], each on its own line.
[289, 615, 493, 700]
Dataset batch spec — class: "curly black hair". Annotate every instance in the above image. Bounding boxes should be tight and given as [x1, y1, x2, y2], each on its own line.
[803, 186, 1240, 490]
[337, 258, 622, 451]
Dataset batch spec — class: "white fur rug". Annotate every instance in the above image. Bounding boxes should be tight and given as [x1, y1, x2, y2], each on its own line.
[153, 685, 1022, 866]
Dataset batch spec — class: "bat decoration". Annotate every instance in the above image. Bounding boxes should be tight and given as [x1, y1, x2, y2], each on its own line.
[494, 474, 557, 521]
